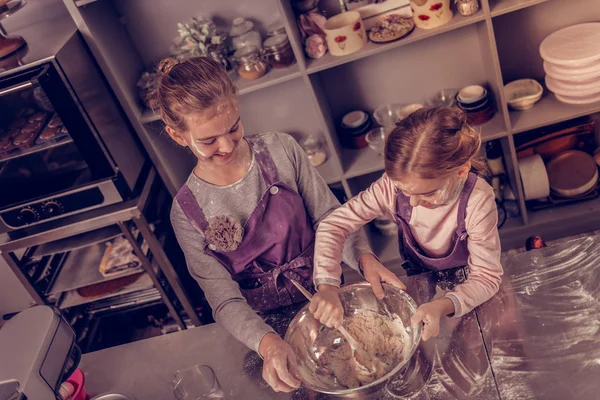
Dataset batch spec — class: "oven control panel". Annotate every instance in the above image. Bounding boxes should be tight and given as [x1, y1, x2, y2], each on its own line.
[1, 188, 105, 229]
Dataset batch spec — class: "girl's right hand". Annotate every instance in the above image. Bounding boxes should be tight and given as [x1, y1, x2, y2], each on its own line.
[309, 284, 344, 329]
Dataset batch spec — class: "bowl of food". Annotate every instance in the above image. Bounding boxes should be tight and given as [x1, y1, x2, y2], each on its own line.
[285, 283, 421, 398]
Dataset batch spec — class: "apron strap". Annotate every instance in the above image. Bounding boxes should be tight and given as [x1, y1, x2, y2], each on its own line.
[175, 184, 209, 232]
[247, 135, 279, 186]
[455, 172, 478, 238]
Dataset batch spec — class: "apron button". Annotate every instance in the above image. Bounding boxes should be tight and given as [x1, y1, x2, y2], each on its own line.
[208, 243, 217, 251]
[270, 186, 279, 195]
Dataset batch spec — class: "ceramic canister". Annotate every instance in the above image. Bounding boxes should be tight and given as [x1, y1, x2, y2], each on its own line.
[410, 0, 453, 30]
[324, 11, 367, 56]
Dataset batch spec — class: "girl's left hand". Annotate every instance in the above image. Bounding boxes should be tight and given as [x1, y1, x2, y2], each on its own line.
[360, 253, 406, 299]
[411, 298, 455, 341]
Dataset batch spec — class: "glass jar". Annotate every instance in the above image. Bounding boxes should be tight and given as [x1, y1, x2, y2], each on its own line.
[230, 17, 262, 51]
[263, 34, 296, 69]
[300, 135, 328, 167]
[266, 20, 287, 37]
[234, 46, 267, 81]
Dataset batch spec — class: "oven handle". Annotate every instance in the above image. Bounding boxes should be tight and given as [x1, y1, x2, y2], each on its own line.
[0, 65, 49, 97]
[0, 81, 32, 97]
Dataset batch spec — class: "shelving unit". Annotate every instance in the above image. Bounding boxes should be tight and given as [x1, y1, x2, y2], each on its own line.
[62, 0, 600, 259]
[0, 169, 203, 348]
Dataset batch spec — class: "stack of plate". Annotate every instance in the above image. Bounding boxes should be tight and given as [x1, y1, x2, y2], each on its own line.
[540, 23, 600, 105]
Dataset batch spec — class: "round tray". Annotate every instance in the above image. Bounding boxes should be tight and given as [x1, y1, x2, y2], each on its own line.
[545, 75, 600, 97]
[555, 92, 600, 105]
[544, 59, 600, 82]
[546, 150, 598, 198]
[540, 23, 600, 66]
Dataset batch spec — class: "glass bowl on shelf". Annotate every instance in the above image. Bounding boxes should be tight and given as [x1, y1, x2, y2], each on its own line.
[366, 127, 386, 157]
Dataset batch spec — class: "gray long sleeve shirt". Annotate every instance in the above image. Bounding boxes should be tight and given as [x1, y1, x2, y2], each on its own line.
[171, 132, 371, 353]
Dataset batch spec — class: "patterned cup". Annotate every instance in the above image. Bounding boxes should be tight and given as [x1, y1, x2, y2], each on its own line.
[323, 11, 367, 57]
[410, 0, 453, 30]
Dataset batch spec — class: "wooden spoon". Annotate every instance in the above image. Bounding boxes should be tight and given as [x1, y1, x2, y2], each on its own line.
[289, 279, 377, 375]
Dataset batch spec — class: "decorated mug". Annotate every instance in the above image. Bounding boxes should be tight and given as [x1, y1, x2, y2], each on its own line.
[410, 0, 453, 30]
[323, 11, 367, 57]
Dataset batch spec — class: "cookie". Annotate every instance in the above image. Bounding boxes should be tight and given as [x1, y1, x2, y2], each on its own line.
[48, 115, 62, 128]
[0, 137, 12, 150]
[39, 126, 60, 140]
[20, 123, 41, 135]
[13, 131, 36, 146]
[28, 112, 46, 123]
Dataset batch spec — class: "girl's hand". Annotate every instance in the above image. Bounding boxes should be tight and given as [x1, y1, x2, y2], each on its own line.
[411, 298, 455, 341]
[259, 333, 302, 392]
[309, 284, 344, 329]
[360, 253, 406, 299]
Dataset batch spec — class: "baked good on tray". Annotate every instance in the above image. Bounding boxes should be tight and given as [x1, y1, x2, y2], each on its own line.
[28, 112, 46, 123]
[13, 131, 37, 146]
[48, 115, 62, 128]
[39, 126, 61, 140]
[20, 122, 41, 135]
[0, 137, 12, 151]
[369, 14, 415, 44]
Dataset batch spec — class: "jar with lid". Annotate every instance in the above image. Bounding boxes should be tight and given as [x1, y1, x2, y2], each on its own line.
[263, 34, 296, 69]
[234, 46, 267, 81]
[230, 17, 262, 51]
[300, 135, 328, 167]
[341, 110, 372, 149]
[266, 20, 287, 37]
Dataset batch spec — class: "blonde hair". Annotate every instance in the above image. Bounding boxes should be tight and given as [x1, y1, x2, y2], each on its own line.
[156, 57, 236, 132]
[385, 107, 488, 180]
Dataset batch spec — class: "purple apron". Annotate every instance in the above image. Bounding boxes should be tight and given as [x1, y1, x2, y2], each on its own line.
[175, 136, 315, 312]
[395, 173, 478, 276]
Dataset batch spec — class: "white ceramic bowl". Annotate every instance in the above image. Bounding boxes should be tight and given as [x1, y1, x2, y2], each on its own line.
[505, 79, 543, 111]
[458, 85, 487, 104]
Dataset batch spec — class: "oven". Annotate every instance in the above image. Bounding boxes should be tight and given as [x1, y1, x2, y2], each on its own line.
[0, 28, 146, 232]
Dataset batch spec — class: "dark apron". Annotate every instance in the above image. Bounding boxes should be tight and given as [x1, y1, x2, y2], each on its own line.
[395, 173, 478, 282]
[176, 135, 315, 312]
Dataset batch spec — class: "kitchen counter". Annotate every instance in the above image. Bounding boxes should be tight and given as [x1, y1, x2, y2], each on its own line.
[79, 236, 600, 399]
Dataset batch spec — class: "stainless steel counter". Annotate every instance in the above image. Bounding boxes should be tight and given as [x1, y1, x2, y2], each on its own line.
[79, 237, 600, 399]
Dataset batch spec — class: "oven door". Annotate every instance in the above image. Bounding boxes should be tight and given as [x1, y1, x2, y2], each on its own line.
[0, 63, 117, 212]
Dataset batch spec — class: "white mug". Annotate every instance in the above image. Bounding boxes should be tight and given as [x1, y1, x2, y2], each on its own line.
[324, 11, 367, 57]
[410, 0, 453, 30]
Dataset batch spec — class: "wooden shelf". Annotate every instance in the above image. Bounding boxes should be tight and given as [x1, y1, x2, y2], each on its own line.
[490, 0, 550, 18]
[306, 11, 485, 74]
[510, 93, 600, 134]
[140, 65, 302, 124]
[342, 114, 507, 179]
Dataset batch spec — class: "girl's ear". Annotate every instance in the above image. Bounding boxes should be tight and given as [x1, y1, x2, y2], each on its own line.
[166, 126, 188, 147]
[457, 162, 471, 179]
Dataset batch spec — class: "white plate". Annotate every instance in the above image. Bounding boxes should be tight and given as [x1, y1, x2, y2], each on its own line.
[540, 23, 600, 66]
[555, 92, 600, 105]
[545, 75, 600, 97]
[544, 60, 600, 82]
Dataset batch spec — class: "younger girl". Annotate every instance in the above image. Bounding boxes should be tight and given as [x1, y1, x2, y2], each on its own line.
[310, 107, 503, 340]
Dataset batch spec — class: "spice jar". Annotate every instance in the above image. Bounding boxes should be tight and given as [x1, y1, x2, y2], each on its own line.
[266, 20, 287, 37]
[455, 0, 479, 16]
[234, 46, 267, 81]
[341, 110, 372, 149]
[263, 34, 296, 69]
[230, 17, 262, 51]
[300, 135, 328, 167]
